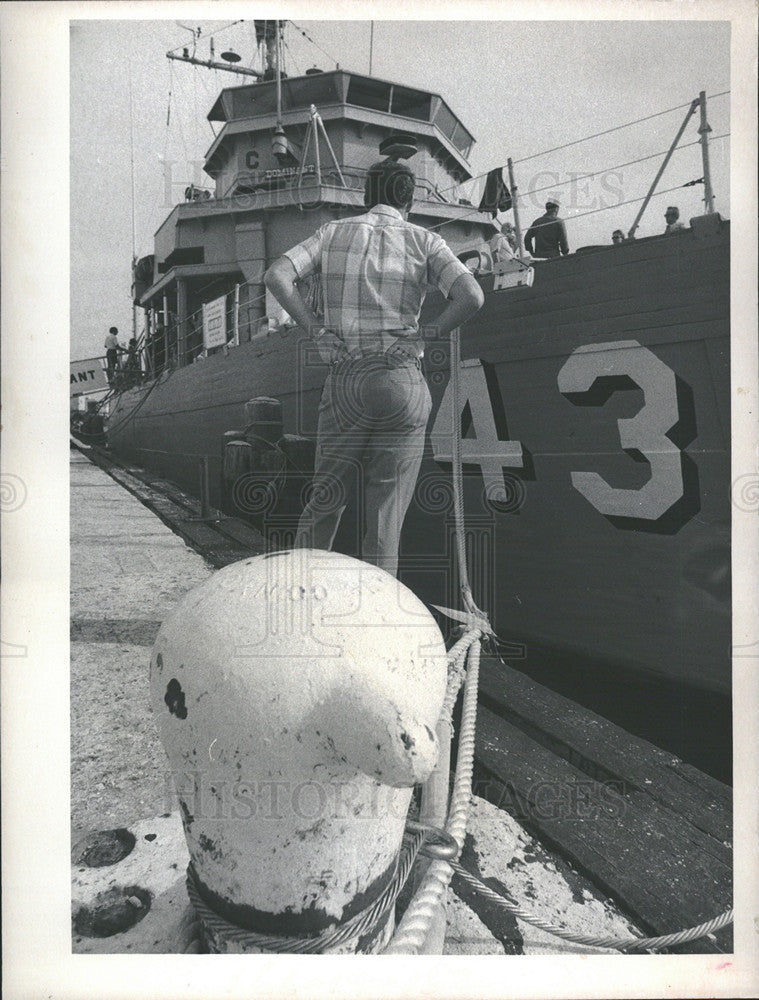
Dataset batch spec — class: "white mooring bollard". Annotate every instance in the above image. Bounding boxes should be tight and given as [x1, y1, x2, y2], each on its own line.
[150, 549, 448, 953]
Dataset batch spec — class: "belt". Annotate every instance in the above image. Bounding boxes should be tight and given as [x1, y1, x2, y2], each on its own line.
[331, 349, 421, 370]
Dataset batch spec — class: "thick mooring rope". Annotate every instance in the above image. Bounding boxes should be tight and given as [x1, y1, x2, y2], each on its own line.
[385, 325, 492, 953]
[449, 327, 480, 618]
[384, 636, 482, 953]
[441, 628, 481, 721]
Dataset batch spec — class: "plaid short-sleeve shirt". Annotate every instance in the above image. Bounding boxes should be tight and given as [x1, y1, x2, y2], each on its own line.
[283, 205, 471, 357]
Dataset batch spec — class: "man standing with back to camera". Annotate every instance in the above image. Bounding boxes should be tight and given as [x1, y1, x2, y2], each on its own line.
[524, 198, 569, 258]
[265, 158, 484, 577]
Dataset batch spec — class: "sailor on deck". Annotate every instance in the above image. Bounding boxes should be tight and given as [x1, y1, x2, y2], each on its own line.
[104, 326, 125, 385]
[525, 198, 569, 259]
[264, 158, 484, 576]
[488, 221, 519, 264]
[663, 206, 686, 234]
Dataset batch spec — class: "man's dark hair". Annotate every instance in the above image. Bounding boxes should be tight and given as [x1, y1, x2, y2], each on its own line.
[364, 158, 416, 210]
[109, 326, 118, 334]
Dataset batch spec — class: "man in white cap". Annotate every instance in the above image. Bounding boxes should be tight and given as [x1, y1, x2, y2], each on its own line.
[524, 198, 569, 259]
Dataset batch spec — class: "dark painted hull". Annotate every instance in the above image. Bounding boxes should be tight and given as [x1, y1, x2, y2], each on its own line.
[108, 224, 731, 694]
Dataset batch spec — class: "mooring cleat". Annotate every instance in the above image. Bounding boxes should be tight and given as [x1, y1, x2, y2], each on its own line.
[151, 550, 450, 953]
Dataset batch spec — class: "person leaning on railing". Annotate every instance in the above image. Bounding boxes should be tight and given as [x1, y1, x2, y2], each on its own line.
[104, 326, 125, 385]
[123, 338, 143, 387]
[663, 206, 686, 234]
[488, 221, 519, 264]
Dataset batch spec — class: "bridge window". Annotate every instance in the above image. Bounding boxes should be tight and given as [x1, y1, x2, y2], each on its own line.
[391, 86, 431, 121]
[433, 102, 473, 155]
[346, 76, 391, 113]
[284, 75, 340, 109]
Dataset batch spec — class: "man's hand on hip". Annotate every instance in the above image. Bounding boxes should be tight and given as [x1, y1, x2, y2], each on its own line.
[314, 328, 348, 365]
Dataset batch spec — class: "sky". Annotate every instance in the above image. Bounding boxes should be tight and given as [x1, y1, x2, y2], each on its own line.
[70, 17, 731, 359]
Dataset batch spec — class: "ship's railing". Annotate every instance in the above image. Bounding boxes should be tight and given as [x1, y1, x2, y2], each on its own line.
[218, 163, 449, 206]
[78, 350, 149, 391]
[143, 280, 276, 378]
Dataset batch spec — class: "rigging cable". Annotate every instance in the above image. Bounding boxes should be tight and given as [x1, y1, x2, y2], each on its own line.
[283, 37, 302, 78]
[143, 59, 178, 256]
[439, 90, 731, 195]
[195, 66, 219, 138]
[513, 90, 730, 165]
[167, 20, 244, 56]
[290, 20, 341, 68]
[426, 150, 731, 237]
[519, 133, 730, 199]
[173, 73, 191, 168]
[193, 52, 199, 151]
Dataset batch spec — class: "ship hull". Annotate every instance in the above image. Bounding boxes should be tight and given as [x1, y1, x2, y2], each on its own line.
[107, 224, 731, 696]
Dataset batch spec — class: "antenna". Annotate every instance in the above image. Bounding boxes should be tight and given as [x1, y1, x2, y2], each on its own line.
[275, 20, 282, 127]
[128, 63, 137, 343]
[166, 50, 262, 79]
[168, 23, 262, 78]
[175, 22, 197, 56]
[698, 91, 716, 213]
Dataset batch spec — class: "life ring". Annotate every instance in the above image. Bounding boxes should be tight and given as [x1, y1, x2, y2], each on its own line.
[456, 248, 492, 274]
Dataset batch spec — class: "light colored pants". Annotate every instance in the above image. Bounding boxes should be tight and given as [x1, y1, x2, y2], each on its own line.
[295, 354, 432, 577]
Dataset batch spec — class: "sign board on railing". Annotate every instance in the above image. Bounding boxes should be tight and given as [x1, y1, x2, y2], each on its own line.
[70, 358, 109, 396]
[203, 294, 228, 350]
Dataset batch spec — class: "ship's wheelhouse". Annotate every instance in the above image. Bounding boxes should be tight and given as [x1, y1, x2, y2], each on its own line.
[134, 69, 495, 376]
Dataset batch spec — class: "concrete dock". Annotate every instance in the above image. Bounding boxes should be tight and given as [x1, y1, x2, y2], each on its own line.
[70, 446, 643, 954]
